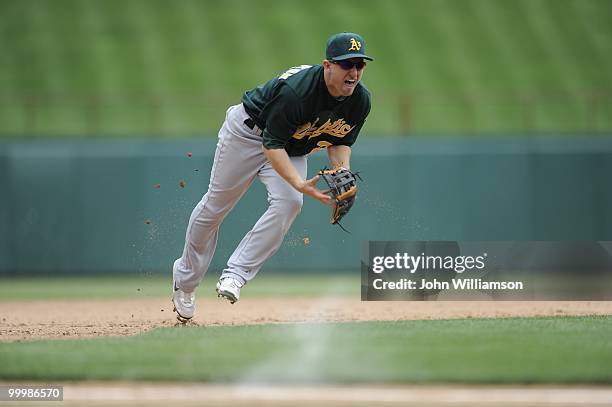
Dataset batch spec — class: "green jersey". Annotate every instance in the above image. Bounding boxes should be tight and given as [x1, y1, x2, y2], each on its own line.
[241, 64, 371, 157]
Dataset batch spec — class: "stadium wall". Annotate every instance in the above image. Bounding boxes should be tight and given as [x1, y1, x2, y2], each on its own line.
[1, 136, 611, 275]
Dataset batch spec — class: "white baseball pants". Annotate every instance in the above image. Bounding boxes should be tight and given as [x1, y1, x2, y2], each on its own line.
[173, 103, 306, 292]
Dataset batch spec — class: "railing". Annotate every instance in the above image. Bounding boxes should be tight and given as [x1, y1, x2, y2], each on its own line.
[1, 90, 611, 136]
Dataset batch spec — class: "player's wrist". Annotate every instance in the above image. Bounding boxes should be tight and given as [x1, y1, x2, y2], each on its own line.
[294, 179, 308, 192]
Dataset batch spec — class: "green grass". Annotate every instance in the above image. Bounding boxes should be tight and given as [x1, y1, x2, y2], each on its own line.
[1, 0, 612, 136]
[1, 316, 611, 383]
[0, 273, 359, 299]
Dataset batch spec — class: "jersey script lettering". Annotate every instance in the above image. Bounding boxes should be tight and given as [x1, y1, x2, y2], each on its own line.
[292, 118, 355, 140]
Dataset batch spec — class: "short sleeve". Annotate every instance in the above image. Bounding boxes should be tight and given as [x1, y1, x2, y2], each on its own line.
[338, 91, 371, 147]
[261, 85, 302, 150]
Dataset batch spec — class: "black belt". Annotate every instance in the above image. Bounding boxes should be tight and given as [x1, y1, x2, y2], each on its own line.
[244, 117, 257, 130]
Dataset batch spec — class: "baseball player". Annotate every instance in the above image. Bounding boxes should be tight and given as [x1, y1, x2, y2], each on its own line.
[172, 32, 373, 322]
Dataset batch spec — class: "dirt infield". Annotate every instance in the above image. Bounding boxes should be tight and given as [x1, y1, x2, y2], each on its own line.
[1, 298, 612, 342]
[0, 382, 610, 406]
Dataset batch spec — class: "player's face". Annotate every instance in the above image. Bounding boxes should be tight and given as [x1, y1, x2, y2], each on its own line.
[324, 58, 366, 97]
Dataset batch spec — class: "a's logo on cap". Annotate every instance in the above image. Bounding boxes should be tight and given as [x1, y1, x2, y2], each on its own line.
[348, 38, 362, 51]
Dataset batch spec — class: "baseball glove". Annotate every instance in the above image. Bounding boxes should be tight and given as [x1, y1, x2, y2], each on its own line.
[318, 167, 361, 231]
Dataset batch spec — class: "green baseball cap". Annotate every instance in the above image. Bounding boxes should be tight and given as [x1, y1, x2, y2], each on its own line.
[325, 32, 374, 61]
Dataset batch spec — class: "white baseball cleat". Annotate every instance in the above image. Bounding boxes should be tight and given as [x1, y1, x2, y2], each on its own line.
[172, 281, 195, 323]
[216, 276, 244, 304]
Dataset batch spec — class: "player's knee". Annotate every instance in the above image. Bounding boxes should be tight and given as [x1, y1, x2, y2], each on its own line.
[286, 196, 303, 215]
[275, 196, 303, 217]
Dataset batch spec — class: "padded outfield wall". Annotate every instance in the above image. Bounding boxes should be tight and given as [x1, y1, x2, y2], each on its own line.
[1, 137, 611, 275]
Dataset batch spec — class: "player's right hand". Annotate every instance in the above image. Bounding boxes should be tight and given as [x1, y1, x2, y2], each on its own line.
[297, 175, 335, 206]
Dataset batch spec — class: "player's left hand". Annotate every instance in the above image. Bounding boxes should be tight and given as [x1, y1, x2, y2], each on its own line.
[318, 167, 360, 224]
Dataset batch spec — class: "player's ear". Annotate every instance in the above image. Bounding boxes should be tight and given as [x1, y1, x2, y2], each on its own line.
[323, 59, 332, 70]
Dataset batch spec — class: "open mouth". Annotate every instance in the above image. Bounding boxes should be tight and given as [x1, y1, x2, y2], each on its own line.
[344, 79, 357, 87]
